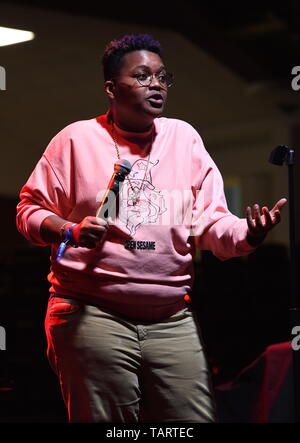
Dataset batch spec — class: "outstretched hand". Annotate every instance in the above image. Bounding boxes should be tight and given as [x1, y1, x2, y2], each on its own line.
[246, 198, 287, 246]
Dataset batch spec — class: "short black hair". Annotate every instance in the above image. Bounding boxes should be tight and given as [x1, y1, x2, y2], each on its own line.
[102, 34, 163, 81]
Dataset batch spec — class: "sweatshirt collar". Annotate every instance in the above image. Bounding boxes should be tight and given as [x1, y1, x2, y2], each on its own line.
[106, 110, 156, 143]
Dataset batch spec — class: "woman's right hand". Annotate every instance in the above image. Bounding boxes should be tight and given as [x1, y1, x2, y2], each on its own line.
[71, 216, 108, 248]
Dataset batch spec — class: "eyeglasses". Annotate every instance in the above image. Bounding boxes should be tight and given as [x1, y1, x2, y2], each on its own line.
[133, 72, 174, 88]
[112, 72, 174, 88]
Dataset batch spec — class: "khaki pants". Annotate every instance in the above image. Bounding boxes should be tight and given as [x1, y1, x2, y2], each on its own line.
[45, 294, 217, 423]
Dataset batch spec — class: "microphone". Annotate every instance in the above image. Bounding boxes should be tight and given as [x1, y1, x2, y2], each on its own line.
[96, 159, 132, 220]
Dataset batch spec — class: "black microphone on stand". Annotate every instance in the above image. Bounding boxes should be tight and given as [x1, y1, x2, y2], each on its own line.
[96, 159, 132, 221]
[269, 145, 299, 422]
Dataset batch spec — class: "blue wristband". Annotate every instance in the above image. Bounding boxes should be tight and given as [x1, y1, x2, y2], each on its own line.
[55, 225, 76, 262]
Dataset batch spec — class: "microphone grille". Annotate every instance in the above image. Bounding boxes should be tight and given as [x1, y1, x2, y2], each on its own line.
[115, 159, 132, 176]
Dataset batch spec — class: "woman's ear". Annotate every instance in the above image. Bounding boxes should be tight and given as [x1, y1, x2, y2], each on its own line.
[105, 80, 115, 100]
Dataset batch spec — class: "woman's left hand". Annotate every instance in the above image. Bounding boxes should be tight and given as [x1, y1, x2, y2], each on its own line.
[246, 198, 287, 246]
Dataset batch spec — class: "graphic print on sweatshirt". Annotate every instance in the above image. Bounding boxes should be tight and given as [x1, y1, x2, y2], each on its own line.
[119, 158, 166, 236]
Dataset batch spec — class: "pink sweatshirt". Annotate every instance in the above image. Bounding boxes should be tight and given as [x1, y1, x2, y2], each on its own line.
[16, 112, 255, 321]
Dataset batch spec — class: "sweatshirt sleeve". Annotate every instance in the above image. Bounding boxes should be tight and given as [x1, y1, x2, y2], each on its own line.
[190, 129, 256, 261]
[16, 134, 72, 247]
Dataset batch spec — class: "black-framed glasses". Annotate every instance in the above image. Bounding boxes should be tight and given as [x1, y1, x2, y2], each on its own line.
[133, 72, 174, 88]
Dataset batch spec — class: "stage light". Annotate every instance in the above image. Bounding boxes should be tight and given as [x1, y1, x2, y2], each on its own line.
[0, 26, 35, 47]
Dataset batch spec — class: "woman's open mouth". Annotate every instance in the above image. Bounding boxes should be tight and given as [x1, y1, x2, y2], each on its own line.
[146, 93, 164, 108]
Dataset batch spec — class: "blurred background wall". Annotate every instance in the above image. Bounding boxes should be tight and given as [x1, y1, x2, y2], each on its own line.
[0, 0, 299, 422]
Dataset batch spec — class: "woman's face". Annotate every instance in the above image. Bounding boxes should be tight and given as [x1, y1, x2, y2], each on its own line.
[106, 50, 169, 131]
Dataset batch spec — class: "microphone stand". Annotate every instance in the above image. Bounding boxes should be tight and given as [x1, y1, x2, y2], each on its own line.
[269, 145, 299, 422]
